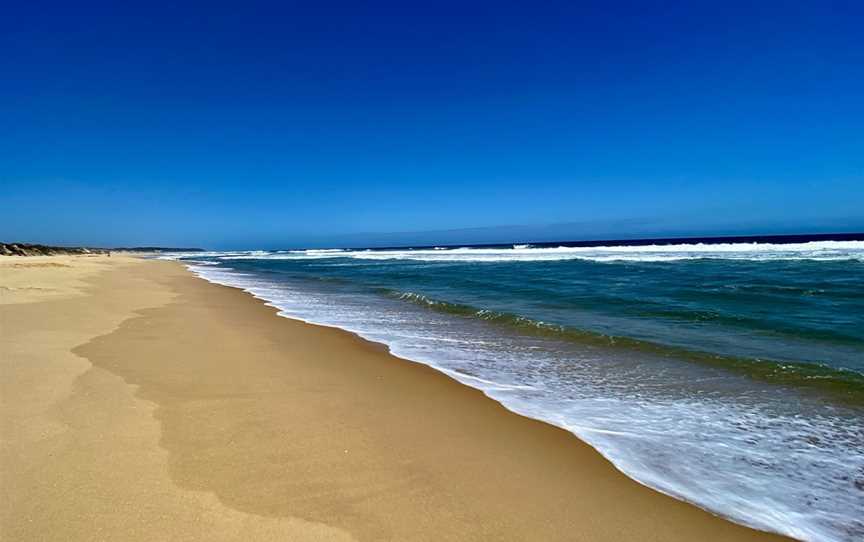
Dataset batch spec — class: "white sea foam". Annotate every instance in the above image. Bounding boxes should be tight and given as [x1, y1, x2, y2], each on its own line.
[182, 259, 864, 542]
[211, 240, 864, 263]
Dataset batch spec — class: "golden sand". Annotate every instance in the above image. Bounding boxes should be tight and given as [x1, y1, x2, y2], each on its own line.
[0, 256, 789, 541]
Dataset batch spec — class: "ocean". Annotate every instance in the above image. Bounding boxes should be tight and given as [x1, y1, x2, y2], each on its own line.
[167, 236, 864, 541]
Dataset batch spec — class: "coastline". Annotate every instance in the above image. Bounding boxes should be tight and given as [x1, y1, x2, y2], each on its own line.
[1, 256, 789, 541]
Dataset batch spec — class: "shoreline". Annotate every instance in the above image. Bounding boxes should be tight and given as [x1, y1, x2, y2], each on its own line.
[2, 256, 790, 541]
[185, 259, 822, 540]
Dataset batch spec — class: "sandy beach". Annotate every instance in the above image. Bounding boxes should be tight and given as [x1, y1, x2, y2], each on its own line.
[1, 255, 790, 541]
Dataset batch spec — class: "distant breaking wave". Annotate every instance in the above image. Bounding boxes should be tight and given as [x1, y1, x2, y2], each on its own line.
[209, 240, 864, 263]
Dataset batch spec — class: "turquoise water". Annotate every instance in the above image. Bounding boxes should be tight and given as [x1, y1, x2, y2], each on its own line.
[173, 240, 864, 541]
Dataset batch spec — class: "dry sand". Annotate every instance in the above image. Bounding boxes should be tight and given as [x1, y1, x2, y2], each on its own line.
[0, 255, 790, 541]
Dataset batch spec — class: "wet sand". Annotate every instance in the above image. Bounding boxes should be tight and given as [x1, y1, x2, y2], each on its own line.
[0, 256, 790, 541]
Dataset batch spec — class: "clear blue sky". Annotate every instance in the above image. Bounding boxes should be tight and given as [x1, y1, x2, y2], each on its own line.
[3, 1, 863, 248]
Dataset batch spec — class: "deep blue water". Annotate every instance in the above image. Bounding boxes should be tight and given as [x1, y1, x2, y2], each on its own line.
[173, 240, 864, 541]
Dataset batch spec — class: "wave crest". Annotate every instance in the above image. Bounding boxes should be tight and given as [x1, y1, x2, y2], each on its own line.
[388, 289, 864, 401]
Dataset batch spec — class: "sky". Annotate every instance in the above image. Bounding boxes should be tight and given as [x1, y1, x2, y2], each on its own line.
[2, 1, 863, 249]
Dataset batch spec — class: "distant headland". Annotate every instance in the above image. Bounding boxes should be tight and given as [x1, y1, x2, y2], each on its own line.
[0, 243, 204, 256]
